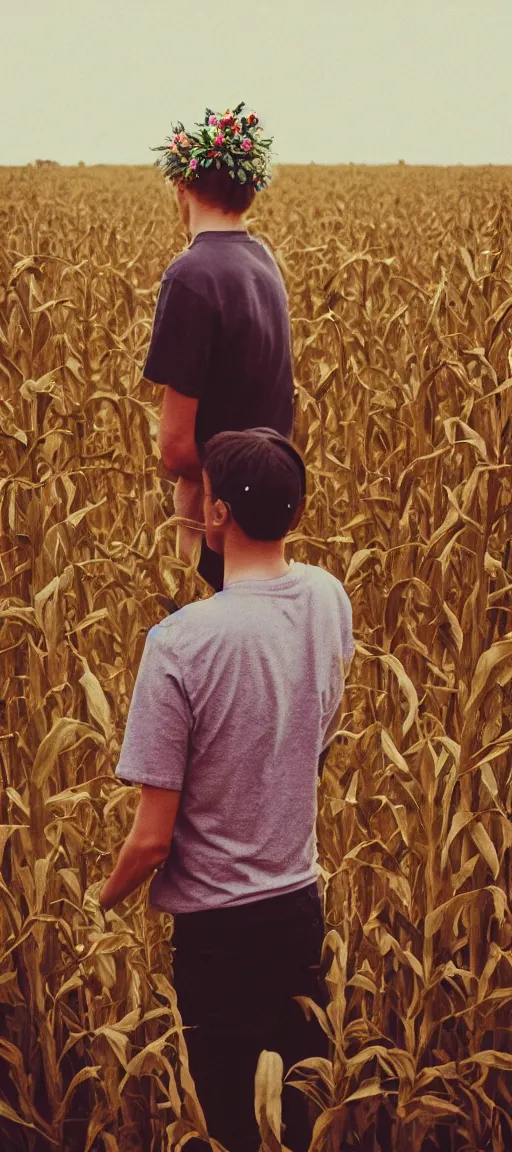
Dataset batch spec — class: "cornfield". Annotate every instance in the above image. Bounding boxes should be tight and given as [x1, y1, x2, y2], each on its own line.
[1, 161, 511, 1152]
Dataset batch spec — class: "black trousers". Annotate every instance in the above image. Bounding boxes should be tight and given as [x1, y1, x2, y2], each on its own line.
[172, 882, 329, 1152]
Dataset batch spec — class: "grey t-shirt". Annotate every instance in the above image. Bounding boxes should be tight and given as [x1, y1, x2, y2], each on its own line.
[115, 562, 354, 913]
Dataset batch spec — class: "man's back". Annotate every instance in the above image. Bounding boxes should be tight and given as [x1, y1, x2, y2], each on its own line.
[116, 562, 354, 913]
[144, 231, 294, 448]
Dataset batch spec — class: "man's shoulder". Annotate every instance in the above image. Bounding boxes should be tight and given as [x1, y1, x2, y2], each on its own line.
[305, 564, 352, 609]
[153, 594, 230, 644]
[250, 234, 278, 263]
[161, 247, 219, 306]
[163, 247, 204, 283]
[305, 561, 342, 588]
[163, 233, 277, 281]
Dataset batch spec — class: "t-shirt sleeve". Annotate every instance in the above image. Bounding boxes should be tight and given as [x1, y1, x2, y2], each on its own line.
[115, 623, 192, 791]
[320, 580, 355, 753]
[339, 583, 355, 674]
[143, 273, 216, 398]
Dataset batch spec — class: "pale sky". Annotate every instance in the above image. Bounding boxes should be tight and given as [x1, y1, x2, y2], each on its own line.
[3, 0, 512, 167]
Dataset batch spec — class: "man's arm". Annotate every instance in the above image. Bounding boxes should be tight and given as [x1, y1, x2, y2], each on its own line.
[99, 784, 180, 910]
[318, 652, 354, 778]
[318, 746, 330, 778]
[156, 386, 202, 482]
[97, 624, 191, 908]
[144, 274, 216, 481]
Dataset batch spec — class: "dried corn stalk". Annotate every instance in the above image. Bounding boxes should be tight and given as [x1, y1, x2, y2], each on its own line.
[0, 161, 511, 1151]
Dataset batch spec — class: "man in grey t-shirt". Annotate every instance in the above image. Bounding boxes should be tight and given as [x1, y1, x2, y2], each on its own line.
[99, 428, 354, 1152]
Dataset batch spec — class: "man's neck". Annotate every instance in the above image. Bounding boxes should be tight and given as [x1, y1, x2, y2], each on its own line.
[188, 205, 247, 241]
[222, 540, 291, 586]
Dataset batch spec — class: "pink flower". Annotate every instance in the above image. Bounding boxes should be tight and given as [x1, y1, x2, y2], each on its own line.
[241, 138, 252, 151]
[208, 115, 218, 126]
[214, 133, 225, 145]
[189, 158, 198, 170]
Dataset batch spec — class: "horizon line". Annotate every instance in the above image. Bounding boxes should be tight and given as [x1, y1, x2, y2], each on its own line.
[2, 160, 512, 170]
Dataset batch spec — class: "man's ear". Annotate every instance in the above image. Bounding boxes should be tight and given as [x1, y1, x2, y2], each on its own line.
[289, 498, 306, 533]
[213, 498, 230, 528]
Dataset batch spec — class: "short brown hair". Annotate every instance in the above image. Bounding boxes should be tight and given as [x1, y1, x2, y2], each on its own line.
[188, 165, 256, 215]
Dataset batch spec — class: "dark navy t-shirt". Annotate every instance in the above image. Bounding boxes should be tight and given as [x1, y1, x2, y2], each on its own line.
[143, 230, 294, 449]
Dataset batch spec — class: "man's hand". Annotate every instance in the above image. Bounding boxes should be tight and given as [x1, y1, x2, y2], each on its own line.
[158, 461, 181, 484]
[174, 477, 205, 567]
[174, 477, 204, 521]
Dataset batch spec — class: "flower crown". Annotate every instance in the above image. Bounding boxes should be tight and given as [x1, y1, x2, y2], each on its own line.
[150, 101, 274, 191]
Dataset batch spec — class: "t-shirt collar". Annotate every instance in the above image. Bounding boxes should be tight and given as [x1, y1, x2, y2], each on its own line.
[223, 560, 302, 591]
[191, 230, 251, 245]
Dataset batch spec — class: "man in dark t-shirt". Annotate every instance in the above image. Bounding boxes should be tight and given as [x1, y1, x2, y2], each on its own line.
[146, 102, 294, 590]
